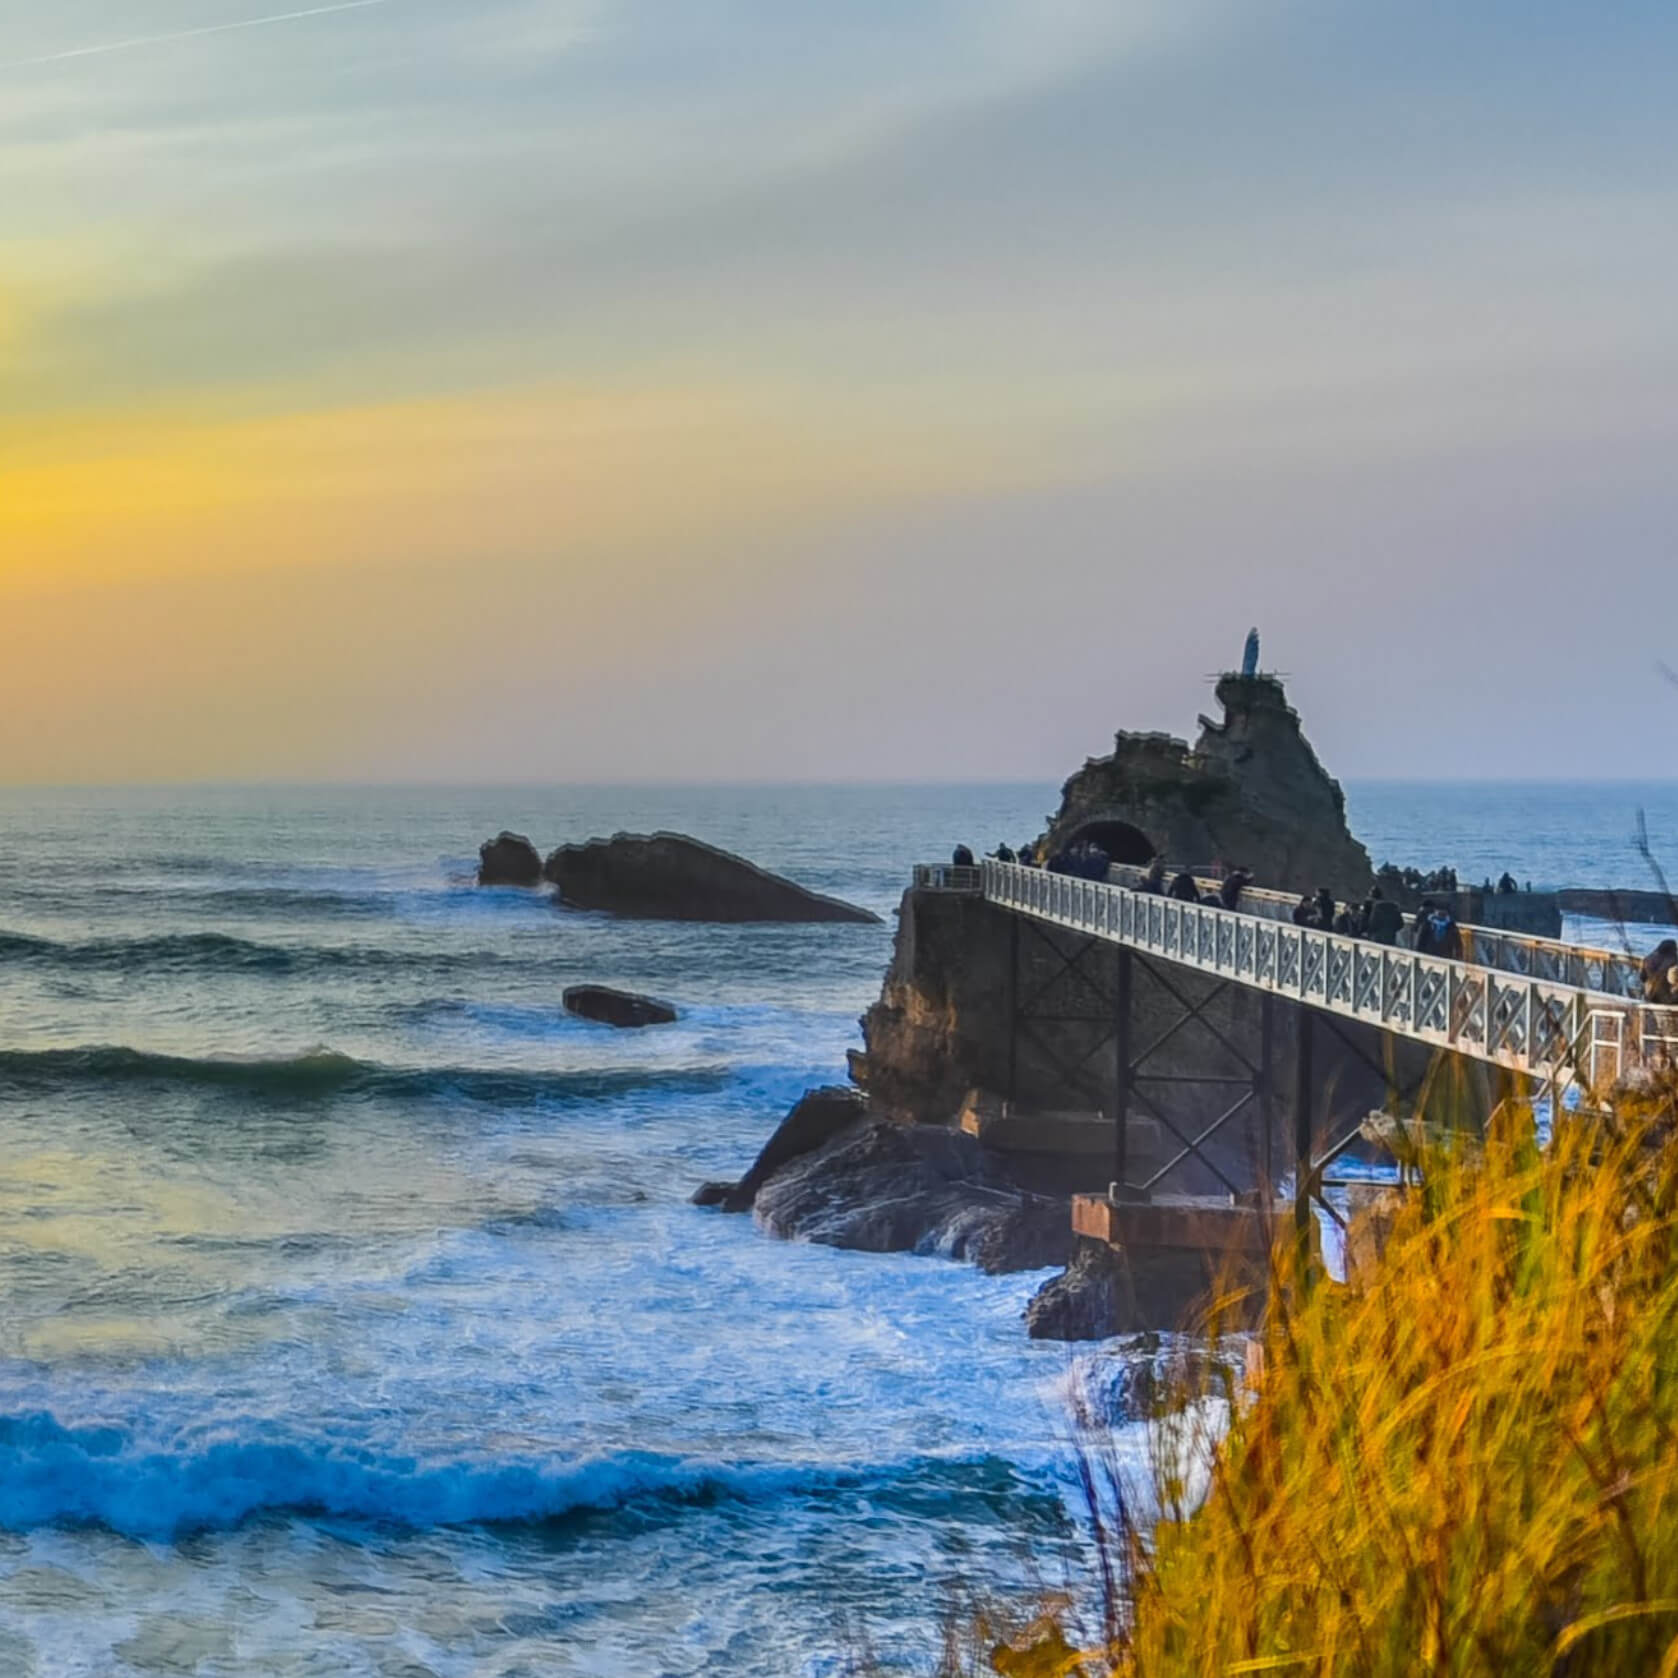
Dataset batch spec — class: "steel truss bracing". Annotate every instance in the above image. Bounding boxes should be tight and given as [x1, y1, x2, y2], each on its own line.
[1116, 952, 1270, 1200]
[1005, 915, 1119, 1116]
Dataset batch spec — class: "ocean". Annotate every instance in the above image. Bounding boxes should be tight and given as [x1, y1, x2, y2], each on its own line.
[0, 781, 1674, 1676]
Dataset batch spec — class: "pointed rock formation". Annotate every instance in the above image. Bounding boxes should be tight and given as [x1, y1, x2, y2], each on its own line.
[1046, 673, 1372, 901]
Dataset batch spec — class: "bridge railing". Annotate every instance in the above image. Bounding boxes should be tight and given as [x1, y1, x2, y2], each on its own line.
[981, 859, 1670, 1090]
[1104, 862, 1645, 998]
[912, 864, 986, 893]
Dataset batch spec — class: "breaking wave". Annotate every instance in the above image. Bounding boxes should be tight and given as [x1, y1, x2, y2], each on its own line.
[0, 1414, 1032, 1540]
[0, 929, 526, 980]
[0, 1045, 727, 1105]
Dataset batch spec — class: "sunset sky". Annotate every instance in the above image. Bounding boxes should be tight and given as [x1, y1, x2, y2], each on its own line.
[3, 0, 1676, 781]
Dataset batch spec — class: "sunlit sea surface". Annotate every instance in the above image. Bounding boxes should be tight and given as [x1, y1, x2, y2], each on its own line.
[0, 781, 1673, 1676]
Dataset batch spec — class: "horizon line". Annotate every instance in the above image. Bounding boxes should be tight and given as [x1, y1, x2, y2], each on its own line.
[3, 774, 1678, 793]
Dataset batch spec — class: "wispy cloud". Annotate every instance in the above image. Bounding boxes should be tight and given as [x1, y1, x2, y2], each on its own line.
[1, 0, 395, 71]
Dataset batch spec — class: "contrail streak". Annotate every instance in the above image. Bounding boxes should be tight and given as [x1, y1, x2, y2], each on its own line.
[4, 0, 394, 70]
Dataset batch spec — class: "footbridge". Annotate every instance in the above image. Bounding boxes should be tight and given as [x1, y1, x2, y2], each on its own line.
[916, 859, 1671, 1092]
[910, 858, 1676, 1241]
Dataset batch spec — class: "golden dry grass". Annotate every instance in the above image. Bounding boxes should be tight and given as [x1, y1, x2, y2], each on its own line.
[993, 1097, 1678, 1677]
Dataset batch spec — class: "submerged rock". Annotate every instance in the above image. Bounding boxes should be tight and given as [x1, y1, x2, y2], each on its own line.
[478, 831, 545, 888]
[545, 832, 880, 924]
[750, 1118, 1072, 1275]
[562, 985, 677, 1029]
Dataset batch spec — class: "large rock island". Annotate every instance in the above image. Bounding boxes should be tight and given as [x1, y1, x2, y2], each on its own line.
[545, 831, 880, 924]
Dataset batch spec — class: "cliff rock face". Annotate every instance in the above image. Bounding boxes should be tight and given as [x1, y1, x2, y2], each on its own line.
[857, 892, 1015, 1126]
[544, 832, 880, 924]
[1047, 674, 1372, 901]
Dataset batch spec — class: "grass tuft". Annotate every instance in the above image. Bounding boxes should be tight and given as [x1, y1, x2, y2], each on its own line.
[993, 1097, 1678, 1676]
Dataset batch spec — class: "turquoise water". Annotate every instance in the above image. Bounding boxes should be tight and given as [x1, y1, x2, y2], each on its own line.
[0, 781, 1672, 1674]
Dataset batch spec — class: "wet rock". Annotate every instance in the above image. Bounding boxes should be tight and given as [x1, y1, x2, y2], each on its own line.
[478, 831, 545, 887]
[751, 1118, 1072, 1275]
[1025, 1238, 1264, 1341]
[545, 831, 880, 924]
[694, 1086, 868, 1214]
[562, 985, 677, 1029]
[1026, 1241, 1129, 1341]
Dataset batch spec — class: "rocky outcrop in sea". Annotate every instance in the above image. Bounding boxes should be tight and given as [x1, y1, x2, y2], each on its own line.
[477, 831, 545, 887]
[562, 985, 677, 1028]
[545, 832, 880, 923]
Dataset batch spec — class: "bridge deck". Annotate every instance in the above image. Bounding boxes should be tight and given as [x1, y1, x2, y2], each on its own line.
[915, 860, 1678, 1091]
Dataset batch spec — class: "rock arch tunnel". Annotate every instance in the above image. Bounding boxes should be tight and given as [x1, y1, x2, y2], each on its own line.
[1064, 819, 1156, 866]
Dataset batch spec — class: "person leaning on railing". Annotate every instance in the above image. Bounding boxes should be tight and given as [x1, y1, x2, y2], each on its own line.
[1641, 939, 1678, 1004]
[1169, 869, 1202, 904]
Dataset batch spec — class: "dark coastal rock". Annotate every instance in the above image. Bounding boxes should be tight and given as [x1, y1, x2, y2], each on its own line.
[1025, 1238, 1263, 1341]
[693, 1086, 868, 1214]
[1026, 1241, 1129, 1341]
[562, 985, 677, 1029]
[478, 831, 545, 888]
[751, 1118, 1072, 1274]
[545, 831, 880, 924]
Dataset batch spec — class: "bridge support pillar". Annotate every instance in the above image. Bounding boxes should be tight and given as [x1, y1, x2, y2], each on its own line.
[1294, 1006, 1314, 1238]
[1113, 948, 1132, 1195]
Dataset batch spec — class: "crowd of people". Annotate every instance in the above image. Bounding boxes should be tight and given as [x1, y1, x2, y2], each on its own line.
[1141, 865, 1444, 952]
[952, 841, 1462, 955]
